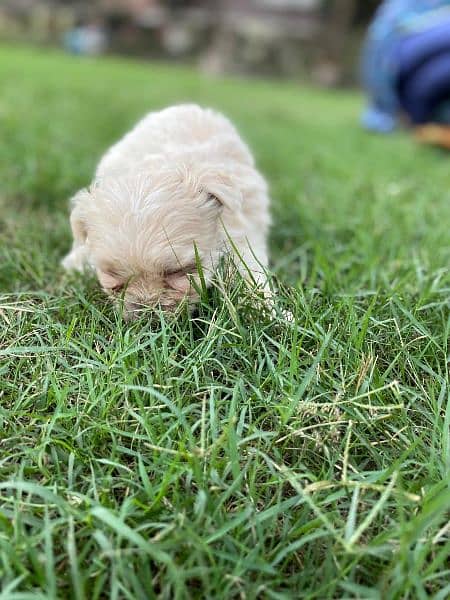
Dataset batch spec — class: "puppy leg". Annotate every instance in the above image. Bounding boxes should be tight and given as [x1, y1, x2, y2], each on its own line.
[61, 244, 89, 272]
[235, 249, 293, 323]
[62, 190, 91, 272]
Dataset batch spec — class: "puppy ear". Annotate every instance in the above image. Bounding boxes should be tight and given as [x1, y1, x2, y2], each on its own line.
[202, 172, 242, 212]
[69, 189, 91, 247]
[180, 162, 242, 212]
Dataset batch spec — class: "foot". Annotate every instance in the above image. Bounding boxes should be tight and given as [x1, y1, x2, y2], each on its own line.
[415, 124, 450, 149]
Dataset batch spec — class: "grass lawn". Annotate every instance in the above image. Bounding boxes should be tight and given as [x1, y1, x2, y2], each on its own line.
[0, 46, 449, 599]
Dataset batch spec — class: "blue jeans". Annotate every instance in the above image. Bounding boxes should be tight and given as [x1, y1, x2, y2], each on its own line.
[396, 20, 450, 123]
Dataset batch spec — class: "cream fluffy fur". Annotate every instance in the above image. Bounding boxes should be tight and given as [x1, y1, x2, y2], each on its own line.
[62, 104, 271, 317]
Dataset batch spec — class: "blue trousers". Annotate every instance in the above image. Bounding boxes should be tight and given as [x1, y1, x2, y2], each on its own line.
[396, 20, 450, 124]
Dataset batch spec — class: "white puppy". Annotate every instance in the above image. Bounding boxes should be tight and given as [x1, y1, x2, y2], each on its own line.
[63, 104, 271, 317]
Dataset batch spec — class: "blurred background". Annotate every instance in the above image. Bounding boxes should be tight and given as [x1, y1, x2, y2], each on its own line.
[0, 1, 381, 86]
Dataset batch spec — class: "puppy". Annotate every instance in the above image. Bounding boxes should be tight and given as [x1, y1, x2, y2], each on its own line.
[62, 104, 271, 318]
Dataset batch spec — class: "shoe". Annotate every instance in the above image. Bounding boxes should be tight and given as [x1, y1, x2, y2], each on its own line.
[415, 124, 450, 149]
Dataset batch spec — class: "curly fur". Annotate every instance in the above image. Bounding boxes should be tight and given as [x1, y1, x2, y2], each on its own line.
[62, 104, 271, 317]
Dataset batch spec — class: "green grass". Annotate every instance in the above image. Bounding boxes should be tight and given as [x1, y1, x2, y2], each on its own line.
[0, 46, 449, 599]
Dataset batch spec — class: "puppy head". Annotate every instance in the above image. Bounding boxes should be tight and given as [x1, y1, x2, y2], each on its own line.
[69, 163, 241, 318]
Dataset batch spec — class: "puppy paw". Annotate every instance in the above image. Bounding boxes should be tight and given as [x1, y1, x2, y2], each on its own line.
[281, 308, 294, 323]
[268, 305, 294, 324]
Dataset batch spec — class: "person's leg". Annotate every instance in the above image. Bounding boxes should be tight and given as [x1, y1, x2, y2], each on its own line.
[398, 51, 450, 124]
[396, 20, 450, 124]
[397, 20, 450, 81]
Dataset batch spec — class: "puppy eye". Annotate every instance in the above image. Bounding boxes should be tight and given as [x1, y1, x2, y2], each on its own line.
[165, 269, 184, 278]
[165, 263, 197, 277]
[97, 269, 126, 292]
